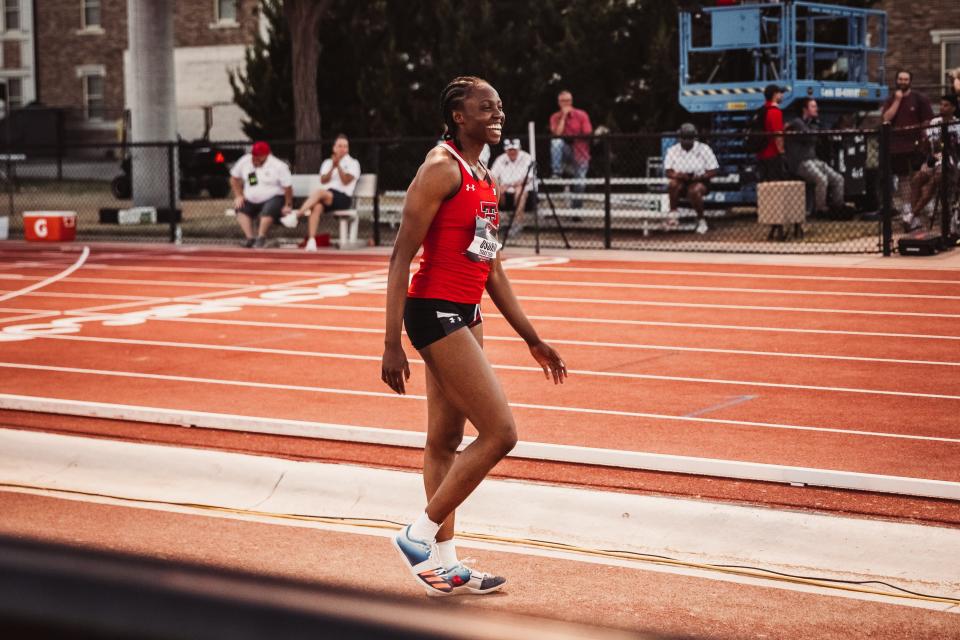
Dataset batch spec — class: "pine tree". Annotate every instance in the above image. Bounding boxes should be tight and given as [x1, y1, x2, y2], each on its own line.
[228, 0, 295, 142]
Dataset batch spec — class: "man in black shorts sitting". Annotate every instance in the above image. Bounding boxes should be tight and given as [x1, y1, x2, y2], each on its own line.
[294, 134, 362, 251]
[229, 141, 294, 248]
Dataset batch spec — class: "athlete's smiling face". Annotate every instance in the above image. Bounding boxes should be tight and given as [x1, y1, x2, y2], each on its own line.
[455, 83, 504, 145]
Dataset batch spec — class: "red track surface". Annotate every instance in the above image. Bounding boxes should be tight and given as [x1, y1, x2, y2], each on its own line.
[2, 245, 959, 496]
[3, 243, 960, 637]
[2, 245, 960, 502]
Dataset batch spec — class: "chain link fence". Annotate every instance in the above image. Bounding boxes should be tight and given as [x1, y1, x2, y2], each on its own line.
[2, 125, 957, 255]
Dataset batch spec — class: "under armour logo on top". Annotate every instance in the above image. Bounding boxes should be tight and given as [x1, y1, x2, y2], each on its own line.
[465, 184, 476, 191]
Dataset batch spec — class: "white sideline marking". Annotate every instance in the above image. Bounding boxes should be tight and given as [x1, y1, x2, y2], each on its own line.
[152, 299, 960, 342]
[0, 311, 62, 325]
[18, 291, 162, 301]
[507, 278, 960, 301]
[1, 395, 957, 500]
[519, 265, 960, 286]
[511, 294, 960, 319]
[72, 263, 347, 278]
[1, 364, 958, 443]
[31, 331, 960, 379]
[0, 246, 90, 303]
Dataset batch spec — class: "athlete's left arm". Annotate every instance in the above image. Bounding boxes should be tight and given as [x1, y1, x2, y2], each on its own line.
[485, 258, 567, 384]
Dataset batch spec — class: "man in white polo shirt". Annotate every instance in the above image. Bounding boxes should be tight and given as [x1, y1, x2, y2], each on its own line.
[664, 123, 719, 234]
[229, 141, 293, 248]
[296, 134, 361, 251]
[489, 138, 534, 239]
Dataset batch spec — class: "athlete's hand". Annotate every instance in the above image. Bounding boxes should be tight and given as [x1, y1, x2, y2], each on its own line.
[529, 341, 567, 385]
[381, 343, 411, 395]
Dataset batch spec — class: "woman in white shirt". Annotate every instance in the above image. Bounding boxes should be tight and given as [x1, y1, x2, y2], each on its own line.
[298, 134, 362, 251]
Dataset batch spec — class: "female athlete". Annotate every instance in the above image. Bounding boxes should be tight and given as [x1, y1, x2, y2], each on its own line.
[381, 76, 567, 596]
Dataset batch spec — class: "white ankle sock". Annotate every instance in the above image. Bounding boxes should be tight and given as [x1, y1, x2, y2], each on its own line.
[436, 540, 458, 569]
[408, 511, 440, 543]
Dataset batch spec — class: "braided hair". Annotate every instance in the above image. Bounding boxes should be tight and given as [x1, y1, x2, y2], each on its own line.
[440, 76, 488, 149]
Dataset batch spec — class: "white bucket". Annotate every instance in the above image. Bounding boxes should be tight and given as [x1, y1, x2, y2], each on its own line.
[0, 216, 8, 240]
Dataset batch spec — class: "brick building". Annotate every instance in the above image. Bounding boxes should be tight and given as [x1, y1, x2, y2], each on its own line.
[874, 1, 960, 98]
[34, 0, 262, 140]
[0, 0, 37, 114]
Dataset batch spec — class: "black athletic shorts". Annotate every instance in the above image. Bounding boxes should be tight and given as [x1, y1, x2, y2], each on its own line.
[239, 194, 286, 221]
[404, 297, 482, 350]
[328, 188, 352, 211]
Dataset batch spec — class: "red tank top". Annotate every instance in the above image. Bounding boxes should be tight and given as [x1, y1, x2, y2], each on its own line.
[408, 142, 501, 304]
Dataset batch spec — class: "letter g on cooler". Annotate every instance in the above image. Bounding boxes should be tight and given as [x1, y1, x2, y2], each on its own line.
[34, 218, 48, 238]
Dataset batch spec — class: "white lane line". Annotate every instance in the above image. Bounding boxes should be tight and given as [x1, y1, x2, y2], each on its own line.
[1, 362, 958, 442]
[70, 264, 348, 278]
[508, 278, 960, 301]
[0, 311, 63, 325]
[0, 275, 262, 290]
[32, 332, 960, 375]
[511, 294, 960, 319]
[0, 306, 53, 314]
[95, 313, 960, 347]
[18, 291, 163, 301]
[0, 247, 90, 304]
[0, 249, 389, 268]
[516, 265, 960, 286]
[2, 400, 958, 502]
[168, 299, 960, 342]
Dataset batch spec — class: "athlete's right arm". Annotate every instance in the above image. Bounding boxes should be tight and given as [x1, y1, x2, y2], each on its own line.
[381, 149, 460, 395]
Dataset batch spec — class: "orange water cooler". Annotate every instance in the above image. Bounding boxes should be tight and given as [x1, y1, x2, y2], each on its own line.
[23, 211, 77, 242]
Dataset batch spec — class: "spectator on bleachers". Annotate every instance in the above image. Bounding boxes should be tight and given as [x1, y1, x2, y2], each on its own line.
[786, 98, 845, 216]
[229, 141, 293, 248]
[549, 90, 592, 208]
[294, 134, 361, 252]
[910, 94, 960, 220]
[756, 84, 788, 181]
[490, 138, 534, 239]
[882, 70, 934, 231]
[664, 123, 719, 235]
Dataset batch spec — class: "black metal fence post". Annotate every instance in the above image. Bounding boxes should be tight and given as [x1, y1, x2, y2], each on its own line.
[603, 134, 612, 249]
[938, 118, 951, 246]
[879, 122, 893, 256]
[372, 141, 381, 247]
[56, 110, 65, 181]
[168, 142, 178, 243]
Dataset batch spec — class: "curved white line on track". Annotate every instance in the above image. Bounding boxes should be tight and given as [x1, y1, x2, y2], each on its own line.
[1, 362, 958, 442]
[0, 247, 90, 303]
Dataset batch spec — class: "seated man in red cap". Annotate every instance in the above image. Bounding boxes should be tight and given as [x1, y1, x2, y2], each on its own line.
[229, 141, 293, 248]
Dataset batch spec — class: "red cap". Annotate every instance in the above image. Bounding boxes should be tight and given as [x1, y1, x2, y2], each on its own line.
[251, 141, 271, 157]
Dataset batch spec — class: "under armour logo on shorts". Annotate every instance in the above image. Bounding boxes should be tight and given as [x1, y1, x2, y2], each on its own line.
[465, 184, 476, 191]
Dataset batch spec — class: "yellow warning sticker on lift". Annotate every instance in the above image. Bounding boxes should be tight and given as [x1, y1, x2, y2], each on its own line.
[726, 102, 748, 111]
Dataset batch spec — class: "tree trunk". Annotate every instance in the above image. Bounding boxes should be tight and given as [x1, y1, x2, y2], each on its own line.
[284, 0, 330, 173]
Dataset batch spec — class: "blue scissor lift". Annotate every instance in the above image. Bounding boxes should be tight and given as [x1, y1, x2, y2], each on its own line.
[677, 1, 888, 204]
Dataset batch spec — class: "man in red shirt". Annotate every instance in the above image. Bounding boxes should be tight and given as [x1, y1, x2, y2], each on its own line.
[549, 90, 593, 208]
[882, 70, 935, 229]
[756, 84, 787, 182]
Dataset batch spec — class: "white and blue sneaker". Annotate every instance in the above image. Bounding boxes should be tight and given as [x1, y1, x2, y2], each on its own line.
[391, 525, 455, 597]
[441, 559, 507, 595]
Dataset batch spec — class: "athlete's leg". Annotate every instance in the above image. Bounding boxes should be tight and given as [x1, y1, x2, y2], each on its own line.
[418, 325, 516, 527]
[422, 349, 469, 544]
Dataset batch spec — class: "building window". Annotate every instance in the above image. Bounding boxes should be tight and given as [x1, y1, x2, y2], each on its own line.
[83, 0, 101, 29]
[83, 74, 105, 120]
[3, 0, 19, 31]
[947, 41, 960, 75]
[216, 0, 238, 23]
[6, 77, 21, 109]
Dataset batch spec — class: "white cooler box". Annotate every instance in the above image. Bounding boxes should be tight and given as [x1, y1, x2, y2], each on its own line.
[757, 181, 806, 225]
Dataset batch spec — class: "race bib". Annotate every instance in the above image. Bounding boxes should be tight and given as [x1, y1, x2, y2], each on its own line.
[465, 216, 501, 262]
